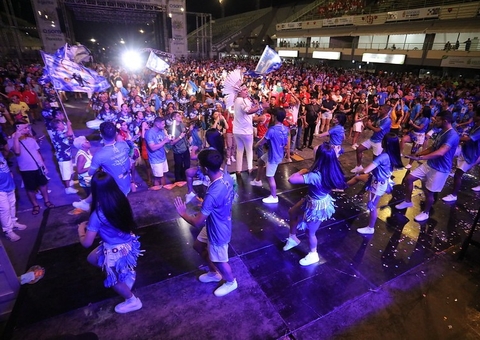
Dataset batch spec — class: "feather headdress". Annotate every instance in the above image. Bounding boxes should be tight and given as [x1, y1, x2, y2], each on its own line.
[223, 69, 244, 108]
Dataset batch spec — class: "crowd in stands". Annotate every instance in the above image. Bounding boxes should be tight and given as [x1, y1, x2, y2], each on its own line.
[317, 0, 365, 18]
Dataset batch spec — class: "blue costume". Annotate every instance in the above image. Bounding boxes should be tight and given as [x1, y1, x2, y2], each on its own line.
[298, 171, 335, 230]
[87, 209, 142, 288]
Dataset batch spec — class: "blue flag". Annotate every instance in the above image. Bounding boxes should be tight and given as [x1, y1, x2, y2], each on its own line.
[254, 46, 282, 75]
[41, 51, 110, 93]
[145, 51, 169, 74]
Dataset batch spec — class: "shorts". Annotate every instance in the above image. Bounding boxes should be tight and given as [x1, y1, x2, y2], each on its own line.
[410, 163, 449, 193]
[58, 160, 74, 181]
[20, 169, 48, 191]
[456, 151, 476, 173]
[196, 227, 229, 263]
[151, 160, 169, 177]
[369, 177, 389, 196]
[322, 112, 332, 120]
[260, 153, 280, 177]
[353, 121, 364, 132]
[409, 131, 425, 145]
[361, 139, 383, 156]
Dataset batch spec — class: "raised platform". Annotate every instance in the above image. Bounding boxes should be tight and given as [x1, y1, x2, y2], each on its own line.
[5, 158, 480, 339]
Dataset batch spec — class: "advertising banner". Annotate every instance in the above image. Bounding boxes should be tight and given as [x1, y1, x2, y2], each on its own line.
[168, 0, 187, 57]
[322, 16, 354, 27]
[440, 56, 480, 69]
[386, 7, 440, 22]
[31, 0, 66, 53]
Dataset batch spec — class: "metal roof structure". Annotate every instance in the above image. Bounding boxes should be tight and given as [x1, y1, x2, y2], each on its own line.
[59, 0, 166, 24]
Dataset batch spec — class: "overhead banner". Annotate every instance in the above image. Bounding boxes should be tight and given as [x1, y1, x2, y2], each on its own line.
[440, 56, 480, 69]
[386, 7, 440, 22]
[168, 0, 187, 58]
[31, 0, 66, 53]
[362, 53, 406, 64]
[322, 16, 354, 27]
[312, 51, 341, 60]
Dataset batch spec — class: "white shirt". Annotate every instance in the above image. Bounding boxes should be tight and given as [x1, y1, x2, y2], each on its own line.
[233, 96, 254, 135]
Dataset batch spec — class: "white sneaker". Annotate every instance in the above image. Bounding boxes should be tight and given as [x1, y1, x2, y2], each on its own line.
[414, 211, 429, 222]
[262, 195, 279, 204]
[352, 143, 358, 150]
[250, 179, 262, 187]
[193, 179, 203, 186]
[199, 272, 222, 283]
[203, 177, 211, 186]
[214, 279, 238, 297]
[350, 165, 363, 173]
[357, 226, 375, 235]
[226, 158, 231, 165]
[185, 192, 197, 203]
[405, 164, 412, 169]
[299, 252, 320, 266]
[231, 156, 236, 162]
[114, 296, 142, 314]
[395, 201, 413, 209]
[442, 194, 457, 202]
[65, 187, 79, 194]
[283, 237, 300, 251]
[472, 185, 480, 192]
[72, 200, 90, 211]
[13, 222, 27, 230]
[4, 231, 20, 242]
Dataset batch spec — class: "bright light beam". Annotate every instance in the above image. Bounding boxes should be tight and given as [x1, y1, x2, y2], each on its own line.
[121, 50, 143, 71]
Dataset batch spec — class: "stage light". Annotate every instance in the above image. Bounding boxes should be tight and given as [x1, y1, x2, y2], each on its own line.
[121, 50, 143, 71]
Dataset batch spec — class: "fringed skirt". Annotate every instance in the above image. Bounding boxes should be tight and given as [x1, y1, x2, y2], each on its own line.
[298, 194, 335, 231]
[97, 235, 143, 288]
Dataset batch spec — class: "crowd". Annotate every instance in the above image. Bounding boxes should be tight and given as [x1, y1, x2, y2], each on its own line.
[1, 57, 480, 312]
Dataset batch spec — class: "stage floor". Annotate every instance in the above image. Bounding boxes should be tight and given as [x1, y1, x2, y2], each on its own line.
[5, 156, 480, 339]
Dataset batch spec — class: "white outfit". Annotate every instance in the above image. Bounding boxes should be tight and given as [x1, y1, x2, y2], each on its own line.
[233, 96, 255, 172]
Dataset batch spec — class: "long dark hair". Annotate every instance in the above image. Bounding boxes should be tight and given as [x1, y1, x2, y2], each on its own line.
[205, 128, 225, 161]
[310, 142, 346, 190]
[90, 171, 137, 233]
[382, 133, 403, 170]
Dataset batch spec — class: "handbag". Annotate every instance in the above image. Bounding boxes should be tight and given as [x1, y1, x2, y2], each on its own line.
[19, 140, 46, 177]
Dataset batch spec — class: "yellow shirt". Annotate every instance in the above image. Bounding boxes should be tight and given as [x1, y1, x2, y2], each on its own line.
[390, 107, 402, 129]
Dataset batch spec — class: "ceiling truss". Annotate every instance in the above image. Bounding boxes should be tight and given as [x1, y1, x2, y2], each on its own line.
[59, 0, 166, 24]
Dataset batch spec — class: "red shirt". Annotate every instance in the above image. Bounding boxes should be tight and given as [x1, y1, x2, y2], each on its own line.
[256, 113, 271, 139]
[22, 90, 38, 106]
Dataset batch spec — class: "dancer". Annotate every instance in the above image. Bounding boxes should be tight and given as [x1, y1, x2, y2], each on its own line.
[233, 85, 260, 174]
[400, 106, 431, 169]
[347, 133, 403, 234]
[351, 103, 367, 150]
[316, 113, 346, 158]
[250, 108, 289, 204]
[185, 129, 225, 203]
[351, 104, 392, 173]
[395, 111, 460, 222]
[283, 142, 346, 266]
[175, 149, 237, 297]
[78, 171, 142, 314]
[441, 107, 480, 202]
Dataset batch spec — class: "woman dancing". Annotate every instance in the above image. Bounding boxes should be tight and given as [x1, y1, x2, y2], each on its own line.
[77, 171, 143, 314]
[283, 142, 346, 266]
[346, 133, 403, 234]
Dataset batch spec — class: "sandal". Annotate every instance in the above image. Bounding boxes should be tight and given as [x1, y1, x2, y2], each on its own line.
[44, 201, 55, 209]
[32, 205, 40, 215]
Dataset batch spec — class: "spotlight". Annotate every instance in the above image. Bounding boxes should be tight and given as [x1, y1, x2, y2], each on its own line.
[121, 50, 143, 71]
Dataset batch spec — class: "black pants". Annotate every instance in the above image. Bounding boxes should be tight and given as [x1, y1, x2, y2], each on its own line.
[173, 150, 191, 182]
[303, 122, 316, 147]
